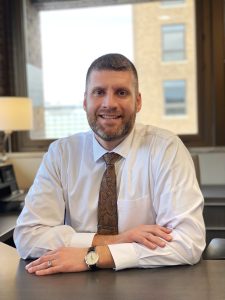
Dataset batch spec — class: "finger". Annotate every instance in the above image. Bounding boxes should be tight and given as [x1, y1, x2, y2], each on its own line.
[140, 238, 158, 250]
[146, 226, 172, 241]
[155, 229, 173, 242]
[35, 266, 61, 276]
[141, 232, 166, 247]
[145, 234, 167, 247]
[144, 224, 172, 234]
[25, 257, 43, 269]
[26, 255, 57, 273]
[26, 260, 52, 273]
[26, 250, 59, 269]
[134, 234, 158, 249]
[42, 249, 58, 256]
[149, 225, 172, 234]
[160, 226, 173, 234]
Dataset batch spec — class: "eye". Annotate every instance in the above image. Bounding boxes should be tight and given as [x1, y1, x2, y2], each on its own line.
[117, 89, 128, 97]
[92, 88, 105, 96]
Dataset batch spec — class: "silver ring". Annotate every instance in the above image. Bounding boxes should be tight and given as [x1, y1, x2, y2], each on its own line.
[47, 260, 52, 268]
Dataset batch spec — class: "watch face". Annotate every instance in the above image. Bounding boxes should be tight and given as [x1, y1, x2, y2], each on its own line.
[85, 250, 99, 265]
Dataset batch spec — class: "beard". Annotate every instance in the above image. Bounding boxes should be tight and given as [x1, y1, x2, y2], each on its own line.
[86, 109, 136, 142]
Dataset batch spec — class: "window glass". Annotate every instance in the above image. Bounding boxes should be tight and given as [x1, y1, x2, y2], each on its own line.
[27, 5, 133, 139]
[161, 0, 185, 6]
[163, 80, 186, 115]
[25, 0, 198, 139]
[162, 24, 185, 61]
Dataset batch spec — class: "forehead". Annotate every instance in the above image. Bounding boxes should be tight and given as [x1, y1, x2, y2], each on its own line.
[87, 70, 135, 89]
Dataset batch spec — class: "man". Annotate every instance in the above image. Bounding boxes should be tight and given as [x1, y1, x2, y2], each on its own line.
[14, 53, 205, 275]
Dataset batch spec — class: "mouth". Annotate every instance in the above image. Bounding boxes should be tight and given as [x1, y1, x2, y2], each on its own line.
[98, 114, 122, 120]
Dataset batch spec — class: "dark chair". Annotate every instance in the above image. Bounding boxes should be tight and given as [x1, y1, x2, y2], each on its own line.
[191, 154, 201, 184]
[203, 238, 225, 260]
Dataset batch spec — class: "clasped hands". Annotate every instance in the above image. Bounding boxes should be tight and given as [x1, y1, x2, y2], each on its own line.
[25, 224, 172, 276]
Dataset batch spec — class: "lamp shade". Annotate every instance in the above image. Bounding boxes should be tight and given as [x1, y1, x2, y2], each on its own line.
[0, 97, 33, 132]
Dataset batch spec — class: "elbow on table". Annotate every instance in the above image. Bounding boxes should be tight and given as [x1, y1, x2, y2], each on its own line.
[13, 227, 38, 259]
[184, 241, 206, 266]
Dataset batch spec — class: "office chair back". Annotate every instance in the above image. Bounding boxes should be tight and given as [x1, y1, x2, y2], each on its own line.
[203, 238, 225, 260]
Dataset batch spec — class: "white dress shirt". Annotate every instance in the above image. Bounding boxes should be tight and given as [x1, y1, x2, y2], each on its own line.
[14, 123, 205, 270]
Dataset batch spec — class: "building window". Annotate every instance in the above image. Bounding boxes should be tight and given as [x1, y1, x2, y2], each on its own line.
[161, 0, 185, 6]
[162, 24, 186, 61]
[163, 80, 186, 115]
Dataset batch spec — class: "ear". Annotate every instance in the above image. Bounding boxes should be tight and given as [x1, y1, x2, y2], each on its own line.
[136, 93, 142, 112]
[83, 93, 87, 111]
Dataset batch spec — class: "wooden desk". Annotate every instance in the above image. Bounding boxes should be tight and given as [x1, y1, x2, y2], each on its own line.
[0, 243, 225, 300]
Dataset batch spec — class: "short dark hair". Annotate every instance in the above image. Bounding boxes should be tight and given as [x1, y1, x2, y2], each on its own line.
[85, 53, 139, 92]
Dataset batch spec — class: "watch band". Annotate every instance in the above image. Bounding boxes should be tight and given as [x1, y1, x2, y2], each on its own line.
[88, 246, 95, 252]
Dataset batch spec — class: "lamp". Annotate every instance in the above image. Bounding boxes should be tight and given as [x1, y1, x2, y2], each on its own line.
[0, 97, 33, 162]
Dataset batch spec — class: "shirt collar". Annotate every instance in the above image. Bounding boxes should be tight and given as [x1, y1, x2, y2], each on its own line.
[92, 126, 135, 162]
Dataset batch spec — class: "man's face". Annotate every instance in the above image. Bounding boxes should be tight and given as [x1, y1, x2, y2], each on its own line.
[83, 70, 142, 149]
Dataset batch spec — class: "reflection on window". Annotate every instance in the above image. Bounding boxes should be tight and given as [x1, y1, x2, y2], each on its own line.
[161, 0, 185, 6]
[163, 80, 186, 115]
[162, 24, 185, 61]
[44, 106, 88, 139]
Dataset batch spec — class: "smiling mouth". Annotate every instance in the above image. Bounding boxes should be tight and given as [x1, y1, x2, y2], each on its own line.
[99, 114, 121, 119]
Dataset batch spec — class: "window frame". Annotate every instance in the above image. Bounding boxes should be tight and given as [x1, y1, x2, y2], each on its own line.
[6, 0, 225, 151]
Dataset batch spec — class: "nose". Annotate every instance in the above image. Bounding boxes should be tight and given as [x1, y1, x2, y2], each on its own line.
[101, 92, 117, 108]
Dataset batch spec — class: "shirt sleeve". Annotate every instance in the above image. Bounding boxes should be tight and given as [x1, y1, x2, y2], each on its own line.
[13, 141, 95, 259]
[109, 136, 205, 270]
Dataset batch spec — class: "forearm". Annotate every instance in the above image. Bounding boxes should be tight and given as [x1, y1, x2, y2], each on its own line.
[92, 225, 174, 270]
[109, 228, 205, 270]
[14, 223, 95, 259]
[96, 245, 115, 269]
[93, 235, 181, 271]
[92, 224, 205, 271]
[92, 233, 123, 247]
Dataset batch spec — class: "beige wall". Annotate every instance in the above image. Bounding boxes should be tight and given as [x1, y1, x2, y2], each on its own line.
[133, 0, 197, 134]
[5, 152, 44, 190]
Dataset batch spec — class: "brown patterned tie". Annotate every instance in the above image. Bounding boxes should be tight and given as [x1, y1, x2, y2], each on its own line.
[97, 152, 121, 235]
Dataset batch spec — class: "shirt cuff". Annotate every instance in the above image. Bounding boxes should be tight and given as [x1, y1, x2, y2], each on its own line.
[108, 243, 139, 271]
[70, 232, 96, 247]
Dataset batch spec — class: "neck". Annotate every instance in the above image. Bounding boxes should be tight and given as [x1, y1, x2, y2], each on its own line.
[94, 135, 126, 151]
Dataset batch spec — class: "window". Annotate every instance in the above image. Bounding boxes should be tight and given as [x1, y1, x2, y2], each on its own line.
[161, 0, 185, 6]
[162, 24, 186, 61]
[28, 5, 133, 139]
[24, 0, 197, 141]
[163, 80, 186, 115]
[10, 0, 225, 149]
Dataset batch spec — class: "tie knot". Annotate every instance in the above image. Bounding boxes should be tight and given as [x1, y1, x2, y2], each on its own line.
[103, 152, 121, 166]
